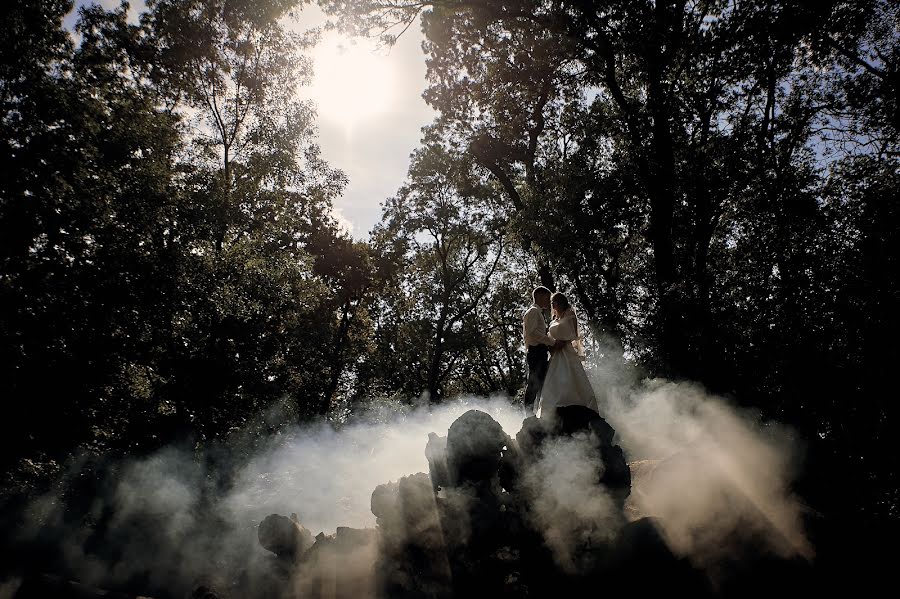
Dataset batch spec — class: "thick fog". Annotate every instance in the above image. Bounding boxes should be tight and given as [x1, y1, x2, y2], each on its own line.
[10, 352, 811, 595]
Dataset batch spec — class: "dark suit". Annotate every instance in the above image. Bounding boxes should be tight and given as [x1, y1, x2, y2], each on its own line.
[524, 343, 550, 414]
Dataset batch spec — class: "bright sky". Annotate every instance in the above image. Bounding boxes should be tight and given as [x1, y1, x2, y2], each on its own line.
[298, 6, 435, 238]
[68, 1, 434, 239]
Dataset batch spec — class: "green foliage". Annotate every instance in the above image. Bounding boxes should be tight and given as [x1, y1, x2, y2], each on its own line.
[0, 0, 371, 479]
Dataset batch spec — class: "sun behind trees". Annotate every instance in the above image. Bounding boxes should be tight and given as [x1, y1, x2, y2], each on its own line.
[0, 0, 899, 596]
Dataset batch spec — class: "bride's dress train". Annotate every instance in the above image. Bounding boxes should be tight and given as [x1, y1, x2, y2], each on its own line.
[537, 308, 598, 417]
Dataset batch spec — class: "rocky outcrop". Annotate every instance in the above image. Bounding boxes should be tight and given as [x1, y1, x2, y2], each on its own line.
[366, 406, 703, 597]
[257, 406, 713, 598]
[509, 405, 632, 510]
[257, 513, 314, 560]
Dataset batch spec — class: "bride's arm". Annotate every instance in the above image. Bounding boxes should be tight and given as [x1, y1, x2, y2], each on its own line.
[554, 312, 578, 342]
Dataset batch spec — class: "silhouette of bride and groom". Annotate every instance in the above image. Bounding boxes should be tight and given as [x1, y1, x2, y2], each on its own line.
[523, 286, 599, 417]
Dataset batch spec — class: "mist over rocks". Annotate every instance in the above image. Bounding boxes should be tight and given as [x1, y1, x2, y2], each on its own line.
[252, 406, 654, 598]
[252, 404, 807, 598]
[356, 406, 704, 598]
[1, 388, 816, 598]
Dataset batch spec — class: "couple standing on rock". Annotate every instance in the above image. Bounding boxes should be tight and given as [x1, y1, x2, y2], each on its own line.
[523, 286, 599, 417]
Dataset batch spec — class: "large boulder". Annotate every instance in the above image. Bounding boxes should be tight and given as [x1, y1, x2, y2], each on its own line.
[515, 406, 632, 510]
[370, 473, 452, 598]
[257, 513, 314, 560]
[294, 527, 378, 599]
[445, 410, 510, 487]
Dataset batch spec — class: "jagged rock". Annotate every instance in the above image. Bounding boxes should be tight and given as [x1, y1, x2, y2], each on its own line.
[380, 407, 638, 597]
[371, 473, 439, 538]
[425, 432, 450, 490]
[515, 406, 632, 510]
[294, 526, 378, 599]
[370, 473, 452, 598]
[556, 405, 614, 441]
[515, 413, 554, 457]
[257, 513, 314, 559]
[445, 410, 510, 487]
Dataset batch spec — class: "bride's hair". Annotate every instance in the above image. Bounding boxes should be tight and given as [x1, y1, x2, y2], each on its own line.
[550, 292, 571, 319]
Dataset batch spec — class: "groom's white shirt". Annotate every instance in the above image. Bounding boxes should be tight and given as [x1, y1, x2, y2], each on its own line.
[523, 304, 555, 348]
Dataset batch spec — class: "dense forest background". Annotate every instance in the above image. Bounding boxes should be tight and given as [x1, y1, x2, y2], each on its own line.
[1, 0, 897, 539]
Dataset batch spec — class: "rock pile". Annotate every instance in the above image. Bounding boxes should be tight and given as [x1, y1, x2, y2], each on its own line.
[258, 406, 708, 598]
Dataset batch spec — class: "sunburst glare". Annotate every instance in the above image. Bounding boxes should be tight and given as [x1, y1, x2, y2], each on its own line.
[310, 32, 395, 133]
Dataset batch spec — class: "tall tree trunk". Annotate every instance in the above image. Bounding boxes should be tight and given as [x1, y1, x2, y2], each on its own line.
[427, 311, 448, 402]
[646, 63, 688, 377]
[320, 298, 354, 415]
[216, 144, 231, 255]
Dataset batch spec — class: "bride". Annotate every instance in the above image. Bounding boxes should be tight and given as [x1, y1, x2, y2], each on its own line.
[537, 292, 599, 418]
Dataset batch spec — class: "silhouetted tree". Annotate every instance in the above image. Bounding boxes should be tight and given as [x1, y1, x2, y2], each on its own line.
[361, 141, 527, 402]
[0, 0, 372, 482]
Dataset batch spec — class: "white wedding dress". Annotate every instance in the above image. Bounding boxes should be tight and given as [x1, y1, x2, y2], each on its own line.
[537, 308, 599, 418]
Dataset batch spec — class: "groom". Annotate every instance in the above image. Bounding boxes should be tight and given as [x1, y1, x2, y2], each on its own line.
[523, 287, 564, 414]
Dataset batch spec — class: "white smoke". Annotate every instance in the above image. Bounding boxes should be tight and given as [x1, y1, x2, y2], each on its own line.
[11, 367, 813, 595]
[520, 433, 621, 571]
[224, 396, 525, 533]
[13, 396, 526, 596]
[586, 339, 813, 567]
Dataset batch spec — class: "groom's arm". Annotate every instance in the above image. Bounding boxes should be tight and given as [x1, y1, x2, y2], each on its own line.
[523, 309, 555, 346]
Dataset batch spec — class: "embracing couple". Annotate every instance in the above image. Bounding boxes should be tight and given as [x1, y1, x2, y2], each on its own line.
[522, 286, 599, 418]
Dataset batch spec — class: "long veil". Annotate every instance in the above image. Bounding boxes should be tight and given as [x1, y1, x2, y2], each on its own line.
[564, 307, 587, 361]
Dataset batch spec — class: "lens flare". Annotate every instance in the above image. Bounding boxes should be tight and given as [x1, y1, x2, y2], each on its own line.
[311, 33, 395, 133]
